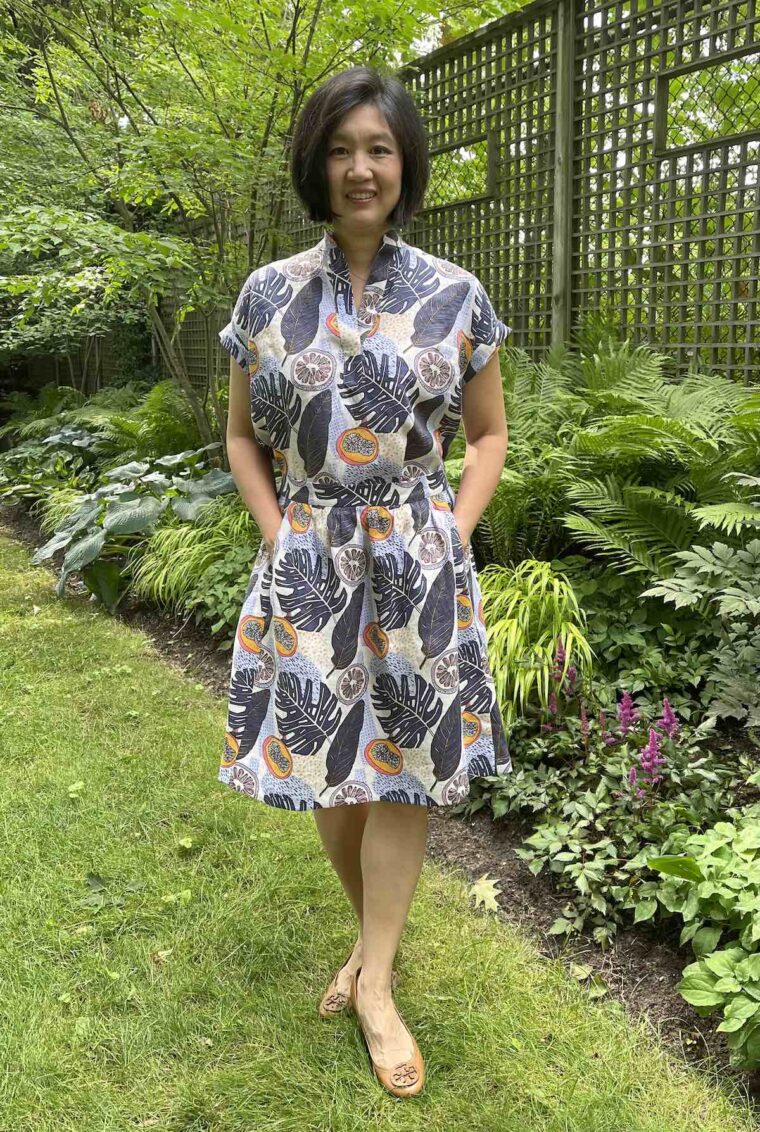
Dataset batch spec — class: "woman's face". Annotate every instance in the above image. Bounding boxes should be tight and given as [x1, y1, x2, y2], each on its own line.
[325, 102, 403, 236]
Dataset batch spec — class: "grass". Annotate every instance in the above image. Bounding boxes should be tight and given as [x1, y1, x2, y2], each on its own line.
[0, 529, 756, 1132]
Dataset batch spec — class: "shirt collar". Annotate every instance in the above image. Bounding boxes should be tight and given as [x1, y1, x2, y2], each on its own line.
[318, 226, 406, 310]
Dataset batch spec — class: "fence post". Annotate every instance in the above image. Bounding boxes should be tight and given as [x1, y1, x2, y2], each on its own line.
[552, 0, 576, 348]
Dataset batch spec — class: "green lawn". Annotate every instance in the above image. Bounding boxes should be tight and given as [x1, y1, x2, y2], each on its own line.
[0, 530, 756, 1132]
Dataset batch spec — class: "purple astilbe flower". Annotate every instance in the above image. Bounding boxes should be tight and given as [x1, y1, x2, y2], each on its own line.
[654, 696, 679, 740]
[616, 691, 640, 736]
[563, 664, 578, 698]
[548, 691, 558, 715]
[627, 764, 645, 800]
[551, 637, 566, 682]
[638, 727, 668, 787]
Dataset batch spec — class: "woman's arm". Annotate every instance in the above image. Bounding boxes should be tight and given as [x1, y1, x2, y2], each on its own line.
[226, 355, 284, 553]
[453, 349, 509, 547]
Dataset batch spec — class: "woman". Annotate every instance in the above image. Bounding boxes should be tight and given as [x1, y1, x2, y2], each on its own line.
[219, 65, 512, 1098]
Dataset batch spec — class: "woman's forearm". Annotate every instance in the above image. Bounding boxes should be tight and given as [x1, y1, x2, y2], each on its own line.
[452, 433, 509, 545]
[227, 436, 283, 549]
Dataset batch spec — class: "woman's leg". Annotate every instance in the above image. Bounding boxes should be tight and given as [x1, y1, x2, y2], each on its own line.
[313, 802, 371, 979]
[355, 800, 429, 1065]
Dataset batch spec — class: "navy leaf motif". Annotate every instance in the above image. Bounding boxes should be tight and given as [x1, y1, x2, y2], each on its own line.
[315, 476, 402, 509]
[326, 505, 359, 546]
[329, 582, 365, 671]
[227, 676, 270, 759]
[340, 351, 416, 433]
[404, 394, 445, 462]
[490, 694, 510, 770]
[471, 283, 499, 347]
[430, 693, 462, 784]
[275, 547, 348, 630]
[280, 275, 323, 354]
[410, 281, 470, 348]
[458, 639, 492, 713]
[371, 672, 442, 748]
[409, 494, 431, 538]
[242, 267, 293, 337]
[297, 388, 332, 477]
[263, 793, 311, 811]
[371, 550, 427, 630]
[274, 671, 342, 757]
[381, 250, 439, 316]
[252, 370, 302, 453]
[322, 699, 365, 791]
[417, 560, 456, 657]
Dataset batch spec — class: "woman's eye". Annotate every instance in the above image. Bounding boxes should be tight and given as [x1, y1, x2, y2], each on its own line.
[329, 146, 391, 155]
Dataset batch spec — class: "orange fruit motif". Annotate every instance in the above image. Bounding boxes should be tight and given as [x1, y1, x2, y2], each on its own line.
[221, 731, 240, 767]
[363, 621, 389, 658]
[237, 614, 267, 654]
[478, 598, 485, 623]
[456, 594, 473, 628]
[247, 339, 260, 377]
[431, 497, 451, 512]
[286, 499, 312, 532]
[457, 329, 473, 372]
[336, 426, 379, 465]
[365, 738, 404, 775]
[263, 735, 293, 779]
[360, 504, 393, 540]
[462, 711, 481, 746]
[326, 312, 341, 337]
[273, 617, 298, 656]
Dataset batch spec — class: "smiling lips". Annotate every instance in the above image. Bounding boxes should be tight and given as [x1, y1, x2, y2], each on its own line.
[347, 191, 376, 202]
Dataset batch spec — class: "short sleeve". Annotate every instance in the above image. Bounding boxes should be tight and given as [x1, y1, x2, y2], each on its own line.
[219, 274, 254, 370]
[462, 278, 512, 383]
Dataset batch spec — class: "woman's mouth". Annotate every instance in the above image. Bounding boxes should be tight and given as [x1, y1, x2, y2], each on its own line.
[346, 191, 377, 204]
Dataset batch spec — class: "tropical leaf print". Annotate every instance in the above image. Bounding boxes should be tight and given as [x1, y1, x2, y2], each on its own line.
[245, 267, 294, 336]
[430, 693, 462, 784]
[409, 493, 431, 536]
[382, 250, 439, 315]
[411, 281, 471, 348]
[471, 282, 499, 347]
[330, 582, 365, 669]
[340, 351, 416, 433]
[417, 560, 456, 657]
[252, 370, 302, 453]
[326, 504, 360, 546]
[275, 548, 348, 630]
[280, 274, 323, 353]
[315, 476, 403, 509]
[371, 550, 427, 630]
[227, 675, 271, 759]
[404, 394, 445, 462]
[371, 672, 442, 748]
[297, 388, 332, 476]
[323, 699, 365, 789]
[458, 640, 493, 713]
[274, 671, 342, 758]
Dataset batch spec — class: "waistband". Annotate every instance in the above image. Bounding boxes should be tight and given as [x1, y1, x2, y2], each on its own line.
[276, 468, 453, 510]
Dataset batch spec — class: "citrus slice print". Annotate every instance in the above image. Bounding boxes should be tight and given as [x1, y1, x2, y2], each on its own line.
[335, 545, 368, 584]
[292, 350, 335, 389]
[336, 662, 369, 703]
[336, 426, 379, 465]
[414, 348, 455, 392]
[263, 735, 293, 779]
[418, 527, 447, 567]
[431, 648, 459, 693]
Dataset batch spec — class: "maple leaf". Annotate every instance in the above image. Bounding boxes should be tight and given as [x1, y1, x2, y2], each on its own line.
[468, 872, 502, 913]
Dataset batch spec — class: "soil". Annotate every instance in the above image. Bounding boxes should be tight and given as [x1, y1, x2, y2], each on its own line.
[2, 497, 759, 1121]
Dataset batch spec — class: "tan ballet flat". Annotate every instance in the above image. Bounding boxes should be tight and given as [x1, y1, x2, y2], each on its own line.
[318, 950, 399, 1019]
[349, 965, 425, 1097]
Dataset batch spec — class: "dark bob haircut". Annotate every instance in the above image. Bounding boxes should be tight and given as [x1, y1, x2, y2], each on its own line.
[290, 66, 429, 229]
